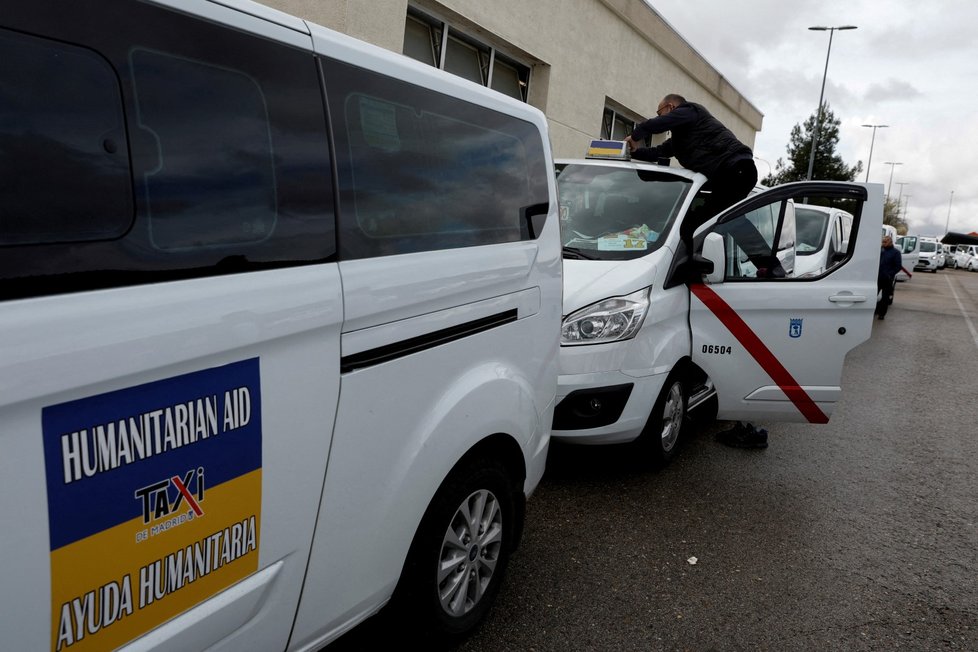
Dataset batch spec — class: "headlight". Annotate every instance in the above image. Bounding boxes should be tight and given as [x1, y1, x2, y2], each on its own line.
[561, 288, 650, 345]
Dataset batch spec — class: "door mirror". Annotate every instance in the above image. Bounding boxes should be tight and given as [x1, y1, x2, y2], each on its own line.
[701, 232, 725, 284]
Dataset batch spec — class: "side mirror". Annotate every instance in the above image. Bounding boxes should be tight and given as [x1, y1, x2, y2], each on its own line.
[700, 232, 725, 284]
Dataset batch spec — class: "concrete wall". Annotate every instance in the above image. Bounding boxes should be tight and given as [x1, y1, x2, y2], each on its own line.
[262, 0, 763, 160]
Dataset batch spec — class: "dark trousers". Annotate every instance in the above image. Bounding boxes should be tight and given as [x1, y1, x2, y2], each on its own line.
[682, 158, 759, 241]
[876, 274, 895, 317]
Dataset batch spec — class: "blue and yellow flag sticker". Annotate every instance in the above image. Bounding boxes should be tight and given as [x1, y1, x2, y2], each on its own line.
[586, 139, 630, 160]
[42, 359, 263, 651]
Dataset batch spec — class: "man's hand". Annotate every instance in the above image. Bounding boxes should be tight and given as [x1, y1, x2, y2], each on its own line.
[623, 135, 637, 152]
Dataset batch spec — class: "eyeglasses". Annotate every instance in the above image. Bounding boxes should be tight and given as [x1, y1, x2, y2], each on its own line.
[656, 103, 671, 116]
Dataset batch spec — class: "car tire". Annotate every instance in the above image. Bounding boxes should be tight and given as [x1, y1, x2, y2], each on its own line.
[635, 372, 687, 466]
[391, 456, 516, 641]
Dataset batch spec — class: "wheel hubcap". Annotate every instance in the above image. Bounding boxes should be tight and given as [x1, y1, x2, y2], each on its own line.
[437, 489, 502, 617]
[660, 382, 684, 452]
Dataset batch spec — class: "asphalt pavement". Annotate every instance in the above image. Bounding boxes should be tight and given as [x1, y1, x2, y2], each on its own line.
[334, 267, 978, 651]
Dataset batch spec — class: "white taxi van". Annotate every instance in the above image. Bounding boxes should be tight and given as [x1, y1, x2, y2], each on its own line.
[0, 1, 562, 649]
[895, 234, 919, 281]
[794, 204, 854, 278]
[553, 141, 883, 463]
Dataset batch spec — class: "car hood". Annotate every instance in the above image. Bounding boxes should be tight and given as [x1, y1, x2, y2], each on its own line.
[562, 250, 667, 315]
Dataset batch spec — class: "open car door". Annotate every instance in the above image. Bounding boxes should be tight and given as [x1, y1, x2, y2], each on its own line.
[689, 182, 883, 423]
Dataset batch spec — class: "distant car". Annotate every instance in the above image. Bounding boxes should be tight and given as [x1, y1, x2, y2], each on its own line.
[794, 204, 854, 277]
[915, 237, 942, 273]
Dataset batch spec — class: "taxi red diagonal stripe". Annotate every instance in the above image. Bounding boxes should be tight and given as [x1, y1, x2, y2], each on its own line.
[171, 475, 204, 516]
[690, 283, 829, 424]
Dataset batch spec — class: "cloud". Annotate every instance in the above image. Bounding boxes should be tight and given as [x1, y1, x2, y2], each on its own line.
[860, 79, 923, 104]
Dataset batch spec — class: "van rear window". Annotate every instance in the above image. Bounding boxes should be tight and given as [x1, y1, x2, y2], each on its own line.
[0, 28, 133, 245]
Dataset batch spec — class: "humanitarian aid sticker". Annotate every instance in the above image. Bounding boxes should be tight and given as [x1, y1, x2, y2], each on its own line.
[597, 235, 648, 251]
[42, 359, 263, 652]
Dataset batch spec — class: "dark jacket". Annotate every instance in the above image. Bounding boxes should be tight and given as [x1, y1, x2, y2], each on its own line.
[630, 102, 752, 178]
[879, 245, 903, 280]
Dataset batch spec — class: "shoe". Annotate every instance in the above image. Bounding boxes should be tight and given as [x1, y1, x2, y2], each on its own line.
[878, 315, 885, 320]
[718, 422, 768, 449]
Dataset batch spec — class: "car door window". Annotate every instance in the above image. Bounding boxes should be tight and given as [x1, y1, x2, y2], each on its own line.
[703, 188, 864, 282]
[716, 201, 787, 279]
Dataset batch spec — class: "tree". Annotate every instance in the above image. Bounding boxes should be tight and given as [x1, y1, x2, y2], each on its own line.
[883, 196, 907, 234]
[762, 103, 863, 186]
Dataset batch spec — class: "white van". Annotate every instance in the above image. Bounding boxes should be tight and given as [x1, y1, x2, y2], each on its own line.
[794, 204, 854, 278]
[0, 1, 562, 650]
[553, 144, 883, 462]
[895, 234, 919, 281]
[916, 237, 942, 272]
[952, 244, 978, 270]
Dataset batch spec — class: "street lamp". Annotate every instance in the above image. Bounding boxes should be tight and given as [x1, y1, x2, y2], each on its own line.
[883, 161, 903, 201]
[861, 124, 888, 182]
[805, 25, 858, 181]
[896, 181, 910, 208]
[945, 190, 954, 234]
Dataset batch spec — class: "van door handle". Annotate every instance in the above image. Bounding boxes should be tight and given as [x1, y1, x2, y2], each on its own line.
[828, 293, 867, 303]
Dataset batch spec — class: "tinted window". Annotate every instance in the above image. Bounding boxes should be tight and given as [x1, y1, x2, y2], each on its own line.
[556, 164, 690, 260]
[130, 49, 277, 250]
[0, 1, 334, 300]
[0, 28, 132, 245]
[795, 207, 829, 255]
[323, 57, 549, 259]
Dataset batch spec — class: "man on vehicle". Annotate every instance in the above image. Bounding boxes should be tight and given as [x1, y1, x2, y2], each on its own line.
[623, 94, 758, 237]
[626, 95, 768, 450]
[876, 235, 902, 320]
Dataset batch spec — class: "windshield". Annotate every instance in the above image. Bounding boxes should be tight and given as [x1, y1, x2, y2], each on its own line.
[556, 163, 691, 260]
[795, 207, 829, 255]
[920, 241, 937, 252]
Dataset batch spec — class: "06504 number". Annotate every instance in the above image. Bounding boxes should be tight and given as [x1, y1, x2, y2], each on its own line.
[701, 344, 732, 355]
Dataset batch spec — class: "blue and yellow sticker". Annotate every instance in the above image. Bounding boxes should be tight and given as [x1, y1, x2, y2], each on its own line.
[585, 139, 630, 160]
[42, 359, 263, 652]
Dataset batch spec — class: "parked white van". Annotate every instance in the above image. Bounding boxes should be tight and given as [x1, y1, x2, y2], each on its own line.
[553, 144, 883, 462]
[0, 1, 562, 649]
[794, 204, 854, 277]
[916, 237, 943, 272]
[895, 234, 919, 281]
[952, 244, 978, 270]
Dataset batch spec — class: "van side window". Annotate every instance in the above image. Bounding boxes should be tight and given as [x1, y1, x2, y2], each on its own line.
[0, 2, 335, 301]
[0, 28, 133, 245]
[130, 49, 277, 250]
[323, 58, 550, 258]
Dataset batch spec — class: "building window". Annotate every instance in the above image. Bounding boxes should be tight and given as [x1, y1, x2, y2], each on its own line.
[403, 7, 530, 102]
[601, 106, 650, 144]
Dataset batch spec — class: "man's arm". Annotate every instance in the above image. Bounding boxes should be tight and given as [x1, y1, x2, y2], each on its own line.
[631, 138, 673, 163]
[626, 104, 697, 145]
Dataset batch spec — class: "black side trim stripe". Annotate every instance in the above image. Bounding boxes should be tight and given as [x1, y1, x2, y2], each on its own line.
[340, 308, 519, 373]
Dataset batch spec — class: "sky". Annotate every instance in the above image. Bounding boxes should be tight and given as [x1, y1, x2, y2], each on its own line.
[645, 0, 978, 236]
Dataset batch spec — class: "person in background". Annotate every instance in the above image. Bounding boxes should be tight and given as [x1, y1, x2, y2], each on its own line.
[876, 235, 903, 320]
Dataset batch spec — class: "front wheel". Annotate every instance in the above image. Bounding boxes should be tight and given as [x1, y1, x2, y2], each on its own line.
[392, 457, 516, 641]
[635, 374, 687, 466]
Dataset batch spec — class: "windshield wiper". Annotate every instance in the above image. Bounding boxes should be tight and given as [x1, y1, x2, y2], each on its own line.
[562, 246, 598, 260]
